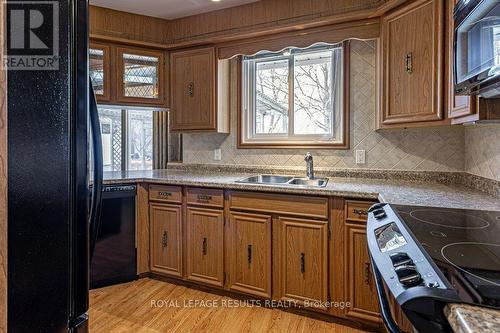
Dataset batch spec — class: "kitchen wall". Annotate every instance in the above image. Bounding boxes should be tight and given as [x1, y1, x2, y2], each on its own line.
[465, 124, 500, 181]
[182, 39, 465, 172]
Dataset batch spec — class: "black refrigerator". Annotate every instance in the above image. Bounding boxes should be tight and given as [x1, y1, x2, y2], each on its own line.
[7, 0, 102, 332]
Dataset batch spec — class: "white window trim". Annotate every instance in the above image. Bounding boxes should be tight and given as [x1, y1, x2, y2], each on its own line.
[240, 44, 346, 147]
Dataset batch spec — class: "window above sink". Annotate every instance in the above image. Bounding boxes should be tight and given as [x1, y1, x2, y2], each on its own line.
[239, 42, 349, 149]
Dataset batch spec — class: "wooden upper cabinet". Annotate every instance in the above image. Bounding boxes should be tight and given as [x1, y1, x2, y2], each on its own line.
[228, 212, 272, 298]
[170, 47, 229, 132]
[90, 43, 111, 102]
[380, 0, 444, 127]
[445, 0, 477, 123]
[186, 207, 225, 287]
[274, 217, 328, 306]
[116, 47, 166, 106]
[149, 203, 183, 278]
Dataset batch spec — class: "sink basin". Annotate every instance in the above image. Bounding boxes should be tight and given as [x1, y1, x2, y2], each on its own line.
[236, 175, 328, 188]
[237, 175, 294, 184]
[288, 178, 328, 187]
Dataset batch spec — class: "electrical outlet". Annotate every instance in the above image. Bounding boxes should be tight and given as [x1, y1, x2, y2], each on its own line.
[214, 148, 222, 161]
[355, 150, 366, 164]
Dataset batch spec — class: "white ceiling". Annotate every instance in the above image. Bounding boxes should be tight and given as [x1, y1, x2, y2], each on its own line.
[91, 0, 261, 20]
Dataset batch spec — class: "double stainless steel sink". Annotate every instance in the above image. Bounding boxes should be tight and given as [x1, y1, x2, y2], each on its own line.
[236, 174, 328, 188]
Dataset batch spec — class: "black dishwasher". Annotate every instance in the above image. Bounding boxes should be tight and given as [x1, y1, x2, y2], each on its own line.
[90, 185, 137, 289]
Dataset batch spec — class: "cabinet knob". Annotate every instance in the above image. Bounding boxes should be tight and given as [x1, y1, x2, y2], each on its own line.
[405, 53, 413, 74]
[162, 231, 168, 248]
[300, 253, 306, 273]
[187, 82, 194, 97]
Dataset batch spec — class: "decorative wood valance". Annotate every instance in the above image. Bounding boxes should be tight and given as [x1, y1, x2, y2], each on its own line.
[217, 19, 380, 59]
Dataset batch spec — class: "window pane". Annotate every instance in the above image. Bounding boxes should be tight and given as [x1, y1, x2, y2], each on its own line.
[255, 59, 289, 134]
[90, 49, 104, 95]
[127, 110, 153, 170]
[123, 53, 159, 99]
[98, 108, 122, 171]
[294, 51, 333, 135]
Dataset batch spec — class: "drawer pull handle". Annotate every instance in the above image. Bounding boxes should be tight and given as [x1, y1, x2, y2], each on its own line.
[364, 262, 371, 285]
[158, 191, 172, 197]
[162, 231, 168, 248]
[353, 208, 368, 216]
[248, 244, 252, 264]
[300, 253, 306, 273]
[202, 237, 208, 255]
[405, 53, 413, 74]
[197, 194, 212, 201]
[187, 82, 194, 97]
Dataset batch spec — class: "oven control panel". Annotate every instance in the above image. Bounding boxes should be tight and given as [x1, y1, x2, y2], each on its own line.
[366, 203, 454, 300]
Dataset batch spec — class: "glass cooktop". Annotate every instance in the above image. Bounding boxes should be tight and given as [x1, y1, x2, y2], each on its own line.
[392, 205, 500, 307]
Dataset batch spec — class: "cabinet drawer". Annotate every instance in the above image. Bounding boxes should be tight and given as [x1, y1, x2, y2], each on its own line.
[230, 191, 328, 220]
[345, 200, 375, 222]
[149, 185, 183, 204]
[187, 188, 224, 208]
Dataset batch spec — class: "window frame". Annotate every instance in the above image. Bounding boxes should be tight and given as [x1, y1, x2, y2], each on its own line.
[238, 40, 350, 149]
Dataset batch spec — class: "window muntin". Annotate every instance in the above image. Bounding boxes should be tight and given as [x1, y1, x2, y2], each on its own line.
[242, 44, 344, 146]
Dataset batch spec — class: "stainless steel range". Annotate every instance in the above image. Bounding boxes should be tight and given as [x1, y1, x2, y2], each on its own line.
[367, 203, 500, 333]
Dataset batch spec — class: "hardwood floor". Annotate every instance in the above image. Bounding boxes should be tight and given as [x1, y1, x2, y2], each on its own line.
[89, 278, 371, 333]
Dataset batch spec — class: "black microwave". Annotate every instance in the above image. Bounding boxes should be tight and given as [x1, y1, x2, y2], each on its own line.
[454, 0, 500, 97]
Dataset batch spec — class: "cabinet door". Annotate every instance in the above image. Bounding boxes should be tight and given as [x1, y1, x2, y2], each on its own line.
[116, 47, 165, 105]
[381, 0, 444, 125]
[275, 217, 328, 306]
[445, 0, 477, 122]
[186, 207, 224, 287]
[228, 212, 272, 298]
[149, 203, 182, 278]
[90, 43, 111, 102]
[170, 47, 216, 131]
[345, 223, 381, 323]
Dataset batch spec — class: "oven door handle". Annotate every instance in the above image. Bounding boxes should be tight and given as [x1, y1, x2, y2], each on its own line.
[370, 255, 404, 333]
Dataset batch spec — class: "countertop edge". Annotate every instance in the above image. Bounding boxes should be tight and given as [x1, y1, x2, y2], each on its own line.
[445, 303, 500, 333]
[104, 177, 382, 200]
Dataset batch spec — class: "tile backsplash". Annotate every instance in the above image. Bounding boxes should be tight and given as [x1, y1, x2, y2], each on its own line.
[183, 40, 466, 172]
[465, 124, 500, 181]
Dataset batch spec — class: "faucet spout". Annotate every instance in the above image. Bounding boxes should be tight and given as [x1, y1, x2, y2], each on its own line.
[304, 152, 314, 180]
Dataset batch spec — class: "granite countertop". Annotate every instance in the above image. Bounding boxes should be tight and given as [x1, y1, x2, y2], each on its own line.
[445, 304, 500, 333]
[103, 169, 500, 211]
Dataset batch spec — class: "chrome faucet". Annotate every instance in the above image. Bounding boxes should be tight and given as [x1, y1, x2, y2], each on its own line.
[304, 152, 314, 180]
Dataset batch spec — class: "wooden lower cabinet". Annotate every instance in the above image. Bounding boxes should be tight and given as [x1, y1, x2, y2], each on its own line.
[274, 216, 328, 306]
[149, 203, 183, 278]
[345, 223, 381, 323]
[227, 212, 272, 298]
[186, 207, 224, 287]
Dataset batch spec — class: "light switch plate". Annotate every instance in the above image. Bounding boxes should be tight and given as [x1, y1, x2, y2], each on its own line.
[214, 148, 222, 161]
[355, 150, 366, 164]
